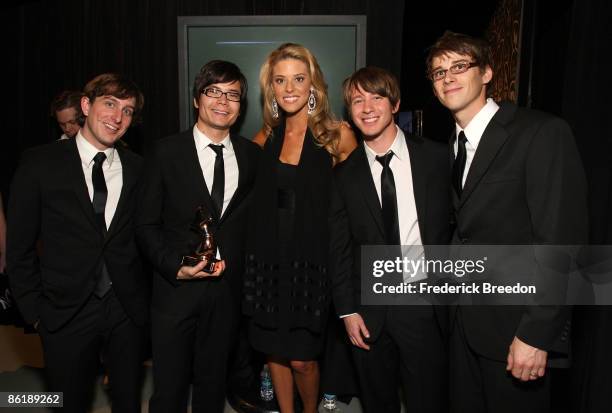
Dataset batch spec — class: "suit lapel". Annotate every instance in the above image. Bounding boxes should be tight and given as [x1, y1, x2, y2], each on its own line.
[66, 139, 100, 234]
[405, 135, 428, 242]
[353, 146, 385, 237]
[105, 147, 136, 239]
[458, 103, 514, 208]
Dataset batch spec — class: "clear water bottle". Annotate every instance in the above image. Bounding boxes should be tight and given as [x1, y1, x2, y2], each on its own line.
[260, 364, 274, 402]
[321, 393, 342, 412]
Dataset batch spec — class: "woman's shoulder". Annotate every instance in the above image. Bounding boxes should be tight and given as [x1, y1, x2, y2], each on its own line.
[332, 121, 358, 164]
[253, 126, 272, 148]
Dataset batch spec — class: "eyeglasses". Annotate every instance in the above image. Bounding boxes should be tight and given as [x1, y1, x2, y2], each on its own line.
[201, 87, 241, 102]
[429, 61, 479, 82]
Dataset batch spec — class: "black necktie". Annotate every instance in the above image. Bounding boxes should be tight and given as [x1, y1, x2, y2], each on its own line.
[92, 152, 111, 297]
[453, 131, 468, 196]
[376, 151, 401, 245]
[92, 152, 108, 233]
[209, 144, 225, 218]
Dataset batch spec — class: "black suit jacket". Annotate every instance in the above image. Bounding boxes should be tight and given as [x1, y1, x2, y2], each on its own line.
[136, 130, 260, 312]
[450, 102, 588, 361]
[330, 131, 451, 341]
[7, 139, 148, 332]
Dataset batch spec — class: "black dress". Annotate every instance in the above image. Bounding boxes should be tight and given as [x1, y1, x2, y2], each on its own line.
[244, 123, 333, 361]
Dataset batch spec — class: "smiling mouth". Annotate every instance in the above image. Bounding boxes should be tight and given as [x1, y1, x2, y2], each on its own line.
[103, 122, 119, 132]
[361, 116, 379, 124]
[212, 109, 229, 116]
[444, 87, 462, 95]
[282, 96, 299, 103]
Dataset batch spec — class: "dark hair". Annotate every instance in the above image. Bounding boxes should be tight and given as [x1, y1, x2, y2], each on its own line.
[342, 66, 401, 109]
[50, 90, 85, 126]
[425, 31, 493, 75]
[83, 73, 145, 123]
[192, 60, 248, 102]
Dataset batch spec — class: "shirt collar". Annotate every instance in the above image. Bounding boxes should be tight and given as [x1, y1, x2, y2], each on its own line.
[75, 131, 117, 168]
[193, 125, 234, 154]
[364, 125, 408, 166]
[455, 98, 500, 148]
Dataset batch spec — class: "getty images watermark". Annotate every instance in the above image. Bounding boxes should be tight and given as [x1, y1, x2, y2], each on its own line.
[360, 245, 612, 306]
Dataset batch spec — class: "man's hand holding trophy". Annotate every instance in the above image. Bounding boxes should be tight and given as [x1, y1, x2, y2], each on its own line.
[177, 205, 225, 279]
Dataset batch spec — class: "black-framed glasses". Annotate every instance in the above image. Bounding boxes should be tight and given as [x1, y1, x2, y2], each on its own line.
[429, 61, 479, 82]
[201, 87, 241, 102]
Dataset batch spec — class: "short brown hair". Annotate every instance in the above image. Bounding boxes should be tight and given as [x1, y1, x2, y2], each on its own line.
[425, 31, 493, 76]
[83, 73, 145, 123]
[342, 66, 401, 110]
[50, 90, 84, 125]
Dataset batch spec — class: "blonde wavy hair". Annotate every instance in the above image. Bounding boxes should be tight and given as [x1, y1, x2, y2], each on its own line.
[260, 43, 340, 153]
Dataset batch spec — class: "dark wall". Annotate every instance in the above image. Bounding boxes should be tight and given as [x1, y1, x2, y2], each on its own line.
[400, 1, 498, 141]
[527, 3, 612, 410]
[5, 0, 607, 203]
[526, 0, 612, 244]
[1, 0, 408, 198]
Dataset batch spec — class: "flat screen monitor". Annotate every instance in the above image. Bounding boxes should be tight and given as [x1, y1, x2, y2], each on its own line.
[177, 15, 366, 138]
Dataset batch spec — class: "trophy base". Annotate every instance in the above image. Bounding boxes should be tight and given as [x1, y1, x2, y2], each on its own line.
[180, 255, 218, 273]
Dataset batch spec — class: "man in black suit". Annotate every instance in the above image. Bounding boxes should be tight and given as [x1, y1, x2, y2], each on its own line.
[136, 60, 260, 413]
[330, 66, 450, 413]
[427, 31, 588, 412]
[7, 73, 148, 412]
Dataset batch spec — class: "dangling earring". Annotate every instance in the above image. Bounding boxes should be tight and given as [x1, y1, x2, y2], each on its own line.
[307, 88, 316, 114]
[272, 97, 279, 119]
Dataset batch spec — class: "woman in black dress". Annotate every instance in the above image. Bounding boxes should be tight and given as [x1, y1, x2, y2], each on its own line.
[244, 43, 356, 413]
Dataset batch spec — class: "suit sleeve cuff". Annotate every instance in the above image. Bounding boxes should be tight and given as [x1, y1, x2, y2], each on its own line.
[339, 312, 358, 319]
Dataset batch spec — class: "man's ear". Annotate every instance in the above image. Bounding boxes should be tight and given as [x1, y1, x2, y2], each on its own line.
[81, 96, 90, 116]
[392, 99, 401, 115]
[193, 97, 199, 109]
[482, 65, 493, 85]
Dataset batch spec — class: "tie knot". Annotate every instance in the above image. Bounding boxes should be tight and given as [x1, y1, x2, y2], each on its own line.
[458, 131, 468, 144]
[209, 144, 224, 156]
[93, 152, 107, 165]
[375, 151, 394, 168]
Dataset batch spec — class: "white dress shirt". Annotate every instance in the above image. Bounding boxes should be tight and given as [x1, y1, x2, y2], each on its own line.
[341, 126, 426, 317]
[454, 98, 500, 188]
[364, 126, 423, 248]
[364, 126, 425, 283]
[193, 125, 239, 216]
[75, 132, 122, 229]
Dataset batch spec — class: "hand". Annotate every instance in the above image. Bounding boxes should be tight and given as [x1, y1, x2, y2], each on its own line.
[176, 259, 226, 279]
[343, 313, 371, 350]
[506, 336, 548, 381]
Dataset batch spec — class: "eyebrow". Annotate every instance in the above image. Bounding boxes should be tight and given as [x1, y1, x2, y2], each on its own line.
[273, 73, 307, 77]
[103, 96, 135, 110]
[209, 86, 241, 94]
[431, 59, 471, 71]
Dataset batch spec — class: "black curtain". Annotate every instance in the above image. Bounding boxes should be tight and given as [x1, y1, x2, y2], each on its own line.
[528, 1, 612, 412]
[399, 1, 497, 142]
[561, 2, 612, 412]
